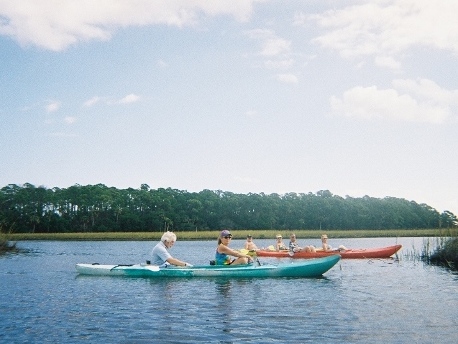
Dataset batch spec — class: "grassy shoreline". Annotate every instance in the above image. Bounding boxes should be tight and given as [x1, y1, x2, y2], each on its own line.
[6, 228, 454, 241]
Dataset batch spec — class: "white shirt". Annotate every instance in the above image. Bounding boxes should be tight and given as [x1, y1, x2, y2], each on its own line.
[150, 241, 172, 266]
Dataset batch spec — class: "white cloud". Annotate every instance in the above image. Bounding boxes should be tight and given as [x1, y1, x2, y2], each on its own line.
[264, 59, 294, 70]
[330, 78, 458, 124]
[244, 28, 274, 40]
[292, 11, 308, 27]
[64, 116, 77, 124]
[276, 73, 298, 84]
[83, 96, 101, 107]
[392, 79, 457, 105]
[83, 94, 140, 106]
[374, 56, 401, 70]
[245, 28, 294, 78]
[245, 29, 291, 57]
[45, 101, 60, 113]
[260, 38, 291, 56]
[0, 0, 258, 51]
[308, 0, 458, 65]
[118, 93, 140, 104]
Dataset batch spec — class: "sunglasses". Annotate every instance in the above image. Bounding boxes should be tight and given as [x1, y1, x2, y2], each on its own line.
[223, 235, 232, 239]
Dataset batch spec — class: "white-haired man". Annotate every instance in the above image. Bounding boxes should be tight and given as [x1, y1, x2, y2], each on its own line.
[150, 231, 192, 267]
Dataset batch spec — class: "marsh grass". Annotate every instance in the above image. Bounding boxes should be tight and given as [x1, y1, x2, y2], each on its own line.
[0, 232, 17, 254]
[428, 230, 458, 270]
[402, 228, 458, 269]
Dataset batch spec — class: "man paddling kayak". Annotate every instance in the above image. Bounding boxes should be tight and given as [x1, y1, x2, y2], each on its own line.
[150, 231, 193, 267]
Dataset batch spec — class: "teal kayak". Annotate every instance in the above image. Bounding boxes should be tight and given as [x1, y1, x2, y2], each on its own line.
[76, 255, 340, 278]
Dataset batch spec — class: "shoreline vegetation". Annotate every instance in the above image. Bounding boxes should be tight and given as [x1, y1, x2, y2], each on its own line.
[0, 233, 17, 253]
[2, 184, 456, 234]
[429, 237, 458, 269]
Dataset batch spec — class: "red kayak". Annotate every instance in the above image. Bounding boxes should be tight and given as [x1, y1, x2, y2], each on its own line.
[256, 244, 402, 259]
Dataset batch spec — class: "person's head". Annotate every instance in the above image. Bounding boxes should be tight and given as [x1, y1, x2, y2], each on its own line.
[276, 234, 282, 241]
[321, 234, 328, 241]
[290, 233, 296, 241]
[247, 234, 253, 241]
[218, 229, 233, 245]
[161, 231, 177, 248]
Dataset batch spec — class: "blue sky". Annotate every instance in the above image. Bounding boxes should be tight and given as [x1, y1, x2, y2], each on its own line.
[1, 0, 457, 216]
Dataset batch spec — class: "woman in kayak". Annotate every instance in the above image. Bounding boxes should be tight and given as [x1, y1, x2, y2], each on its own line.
[216, 230, 253, 265]
[321, 234, 347, 251]
[150, 231, 193, 267]
[275, 234, 288, 251]
[289, 233, 316, 253]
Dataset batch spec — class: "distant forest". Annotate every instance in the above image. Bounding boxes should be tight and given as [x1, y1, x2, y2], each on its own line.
[0, 183, 456, 233]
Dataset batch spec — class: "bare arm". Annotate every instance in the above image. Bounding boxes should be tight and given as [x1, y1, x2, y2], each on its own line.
[218, 245, 251, 259]
[166, 257, 190, 267]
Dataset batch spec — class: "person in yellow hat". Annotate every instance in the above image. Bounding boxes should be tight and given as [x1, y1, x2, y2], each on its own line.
[275, 234, 288, 251]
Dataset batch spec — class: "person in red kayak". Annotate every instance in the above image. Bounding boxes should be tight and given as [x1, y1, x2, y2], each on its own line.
[244, 234, 258, 251]
[275, 234, 288, 251]
[289, 233, 316, 253]
[321, 234, 347, 251]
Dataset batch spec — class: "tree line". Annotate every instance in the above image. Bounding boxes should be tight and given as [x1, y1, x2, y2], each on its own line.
[0, 183, 456, 233]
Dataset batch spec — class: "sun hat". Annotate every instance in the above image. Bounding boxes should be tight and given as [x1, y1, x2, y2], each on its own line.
[220, 230, 232, 237]
[276, 234, 282, 238]
[247, 234, 252, 238]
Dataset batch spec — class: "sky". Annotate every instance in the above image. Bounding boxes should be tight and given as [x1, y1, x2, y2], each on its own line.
[1, 0, 457, 216]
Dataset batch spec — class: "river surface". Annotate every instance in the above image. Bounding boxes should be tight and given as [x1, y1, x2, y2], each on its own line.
[0, 237, 457, 343]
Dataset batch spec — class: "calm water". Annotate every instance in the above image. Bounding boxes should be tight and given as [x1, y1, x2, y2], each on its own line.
[0, 237, 457, 343]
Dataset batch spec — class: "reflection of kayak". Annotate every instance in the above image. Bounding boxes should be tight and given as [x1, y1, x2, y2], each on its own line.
[75, 255, 340, 278]
[255, 244, 402, 259]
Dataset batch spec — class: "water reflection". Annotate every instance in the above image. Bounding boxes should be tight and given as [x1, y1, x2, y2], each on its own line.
[2, 239, 458, 343]
[214, 280, 233, 335]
